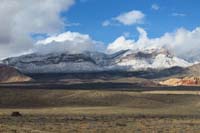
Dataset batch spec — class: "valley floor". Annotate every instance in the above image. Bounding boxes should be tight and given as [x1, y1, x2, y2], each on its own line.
[1, 114, 200, 133]
[1, 84, 200, 132]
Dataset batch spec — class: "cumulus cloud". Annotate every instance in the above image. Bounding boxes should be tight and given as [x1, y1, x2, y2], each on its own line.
[115, 10, 145, 25]
[35, 31, 105, 54]
[102, 10, 145, 26]
[0, 0, 75, 59]
[107, 27, 200, 62]
[107, 36, 135, 52]
[151, 4, 160, 10]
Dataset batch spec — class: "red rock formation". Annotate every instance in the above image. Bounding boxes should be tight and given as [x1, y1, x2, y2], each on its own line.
[160, 77, 200, 86]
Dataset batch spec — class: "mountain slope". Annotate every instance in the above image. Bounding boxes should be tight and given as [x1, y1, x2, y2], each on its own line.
[184, 63, 200, 76]
[166, 63, 200, 78]
[2, 48, 192, 74]
[113, 48, 191, 71]
[0, 64, 31, 83]
[157, 63, 200, 86]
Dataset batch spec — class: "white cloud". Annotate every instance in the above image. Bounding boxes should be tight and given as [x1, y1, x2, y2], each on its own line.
[115, 10, 145, 25]
[172, 13, 186, 17]
[151, 4, 160, 10]
[102, 20, 111, 27]
[0, 0, 75, 59]
[102, 10, 145, 26]
[35, 31, 105, 54]
[107, 27, 200, 62]
[107, 36, 135, 52]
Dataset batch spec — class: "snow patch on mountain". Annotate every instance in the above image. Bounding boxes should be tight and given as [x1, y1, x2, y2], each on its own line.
[2, 48, 193, 73]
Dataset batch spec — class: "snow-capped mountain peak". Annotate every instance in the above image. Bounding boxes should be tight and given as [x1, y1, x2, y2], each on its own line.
[2, 48, 192, 73]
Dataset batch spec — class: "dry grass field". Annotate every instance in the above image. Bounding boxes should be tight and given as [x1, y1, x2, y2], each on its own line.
[1, 114, 200, 133]
[0, 85, 200, 132]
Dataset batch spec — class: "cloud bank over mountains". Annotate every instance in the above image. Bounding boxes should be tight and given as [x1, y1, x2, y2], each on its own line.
[0, 0, 75, 59]
[35, 32, 105, 54]
[0, 0, 200, 63]
[107, 27, 200, 61]
[34, 26, 200, 62]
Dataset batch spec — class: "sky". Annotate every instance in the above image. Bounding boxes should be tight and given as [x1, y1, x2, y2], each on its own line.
[66, 0, 200, 43]
[0, 0, 200, 60]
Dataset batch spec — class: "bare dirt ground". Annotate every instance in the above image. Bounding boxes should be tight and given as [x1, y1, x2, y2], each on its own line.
[1, 84, 200, 132]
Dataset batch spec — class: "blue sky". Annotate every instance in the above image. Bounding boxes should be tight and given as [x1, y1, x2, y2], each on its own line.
[62, 0, 200, 44]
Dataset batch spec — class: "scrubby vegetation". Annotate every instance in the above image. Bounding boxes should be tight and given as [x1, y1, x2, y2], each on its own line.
[1, 86, 200, 132]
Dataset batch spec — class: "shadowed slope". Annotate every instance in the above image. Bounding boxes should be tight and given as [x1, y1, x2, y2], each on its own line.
[0, 64, 31, 83]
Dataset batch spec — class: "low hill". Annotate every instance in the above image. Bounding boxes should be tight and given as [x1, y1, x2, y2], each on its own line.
[0, 64, 31, 83]
[184, 63, 200, 76]
[26, 72, 158, 87]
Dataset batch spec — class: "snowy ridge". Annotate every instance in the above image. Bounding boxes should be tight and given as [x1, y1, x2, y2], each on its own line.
[2, 48, 192, 73]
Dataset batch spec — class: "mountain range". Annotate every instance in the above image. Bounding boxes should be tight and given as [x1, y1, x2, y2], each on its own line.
[2, 48, 192, 74]
[1, 47, 200, 86]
